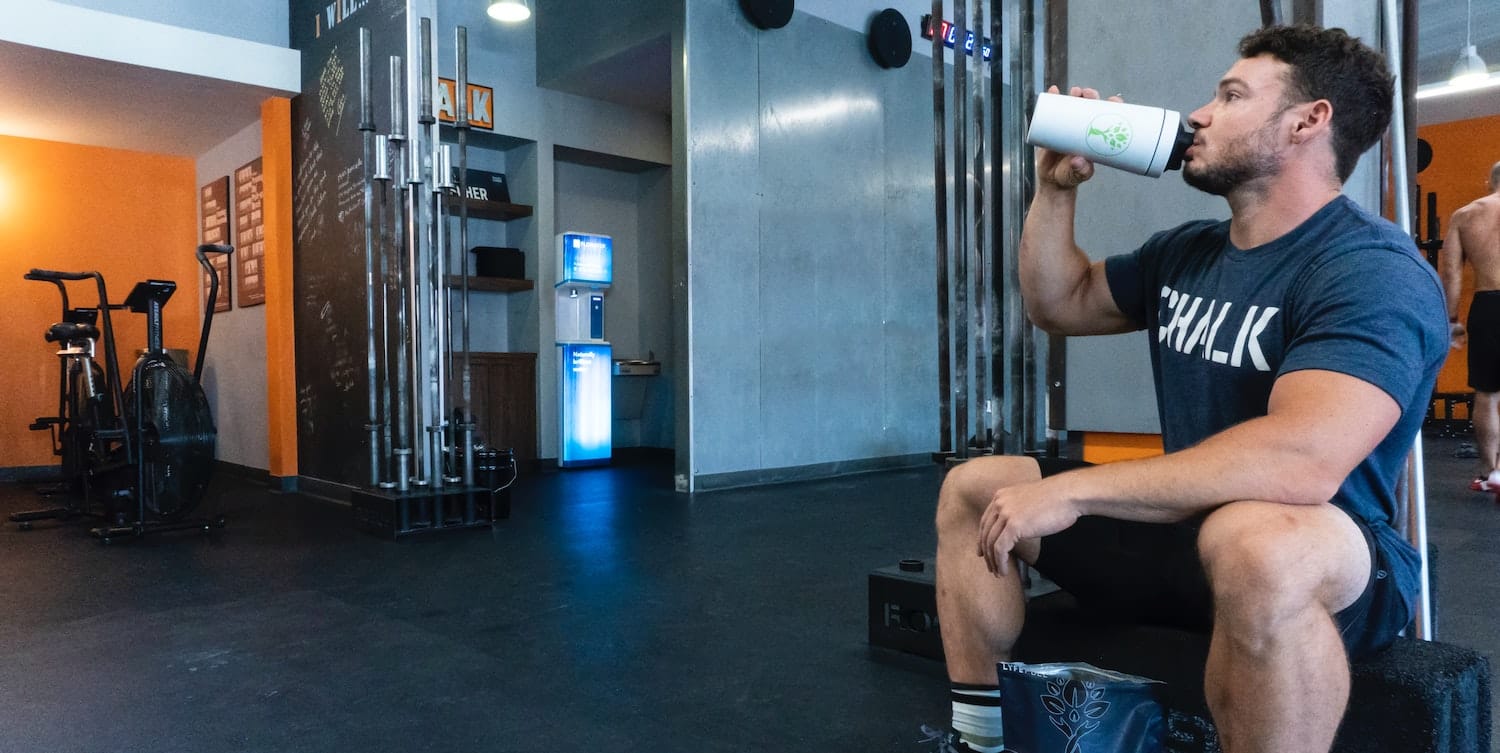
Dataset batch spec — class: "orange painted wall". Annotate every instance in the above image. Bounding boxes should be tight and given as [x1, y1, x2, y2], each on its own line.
[0, 135, 197, 467]
[1080, 431, 1164, 463]
[1419, 114, 1500, 394]
[261, 98, 297, 478]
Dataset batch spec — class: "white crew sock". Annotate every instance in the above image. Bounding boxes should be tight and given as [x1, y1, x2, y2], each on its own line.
[950, 683, 1004, 753]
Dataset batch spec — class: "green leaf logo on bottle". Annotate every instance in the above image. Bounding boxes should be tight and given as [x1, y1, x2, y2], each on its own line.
[1084, 114, 1132, 157]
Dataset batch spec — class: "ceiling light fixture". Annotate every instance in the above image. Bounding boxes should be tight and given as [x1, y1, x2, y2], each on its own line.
[487, 0, 531, 23]
[1450, 0, 1490, 88]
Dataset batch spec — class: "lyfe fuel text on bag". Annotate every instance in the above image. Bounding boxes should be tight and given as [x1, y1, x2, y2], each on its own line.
[1026, 92, 1194, 178]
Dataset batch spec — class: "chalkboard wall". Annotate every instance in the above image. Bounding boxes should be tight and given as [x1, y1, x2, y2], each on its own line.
[289, 0, 407, 485]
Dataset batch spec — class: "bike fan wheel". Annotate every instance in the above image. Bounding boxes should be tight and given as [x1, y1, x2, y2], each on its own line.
[125, 357, 216, 520]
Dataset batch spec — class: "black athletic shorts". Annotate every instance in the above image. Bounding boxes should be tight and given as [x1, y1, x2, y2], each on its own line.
[1468, 291, 1500, 392]
[1028, 457, 1410, 661]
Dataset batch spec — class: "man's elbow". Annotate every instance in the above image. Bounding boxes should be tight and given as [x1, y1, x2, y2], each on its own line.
[1279, 467, 1346, 507]
[1024, 306, 1067, 335]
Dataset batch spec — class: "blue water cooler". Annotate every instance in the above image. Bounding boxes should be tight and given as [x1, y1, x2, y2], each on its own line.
[555, 232, 612, 467]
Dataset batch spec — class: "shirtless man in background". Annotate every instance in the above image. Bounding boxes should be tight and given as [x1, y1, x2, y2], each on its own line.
[1443, 161, 1500, 491]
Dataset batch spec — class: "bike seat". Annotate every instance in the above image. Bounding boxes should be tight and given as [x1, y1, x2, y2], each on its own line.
[45, 322, 99, 343]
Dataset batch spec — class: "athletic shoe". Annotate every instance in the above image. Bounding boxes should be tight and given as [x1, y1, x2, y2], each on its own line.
[917, 725, 996, 753]
[1471, 475, 1500, 492]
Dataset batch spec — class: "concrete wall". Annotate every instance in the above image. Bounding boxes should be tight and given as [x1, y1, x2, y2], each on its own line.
[1062, 0, 1386, 434]
[52, 0, 287, 47]
[1060, 0, 1253, 433]
[678, 5, 937, 489]
[535, 0, 675, 96]
[195, 121, 270, 471]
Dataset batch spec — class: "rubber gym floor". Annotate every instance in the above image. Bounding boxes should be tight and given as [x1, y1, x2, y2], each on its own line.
[1, 434, 1495, 752]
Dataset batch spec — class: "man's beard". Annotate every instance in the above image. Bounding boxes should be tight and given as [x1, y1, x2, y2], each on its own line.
[1182, 128, 1283, 196]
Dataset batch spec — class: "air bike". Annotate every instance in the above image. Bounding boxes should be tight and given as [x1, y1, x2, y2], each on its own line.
[16, 244, 232, 543]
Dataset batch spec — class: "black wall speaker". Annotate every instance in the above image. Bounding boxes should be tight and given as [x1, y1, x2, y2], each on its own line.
[740, 0, 793, 30]
[867, 8, 912, 69]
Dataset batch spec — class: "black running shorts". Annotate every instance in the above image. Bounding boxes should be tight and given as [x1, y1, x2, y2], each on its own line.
[1027, 457, 1409, 660]
[1468, 291, 1500, 392]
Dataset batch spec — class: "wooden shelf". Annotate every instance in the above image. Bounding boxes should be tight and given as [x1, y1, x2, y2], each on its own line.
[443, 195, 533, 222]
[445, 275, 534, 293]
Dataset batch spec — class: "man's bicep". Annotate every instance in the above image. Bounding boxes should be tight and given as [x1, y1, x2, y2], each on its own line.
[1445, 213, 1467, 267]
[1077, 259, 1139, 334]
[1267, 369, 1400, 475]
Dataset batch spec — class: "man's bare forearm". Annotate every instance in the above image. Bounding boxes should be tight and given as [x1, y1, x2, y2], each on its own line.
[1054, 418, 1344, 524]
[1019, 184, 1094, 332]
[1441, 217, 1465, 318]
[1043, 372, 1398, 524]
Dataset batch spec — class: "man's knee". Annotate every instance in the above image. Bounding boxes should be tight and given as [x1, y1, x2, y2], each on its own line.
[1197, 503, 1328, 646]
[936, 456, 1040, 532]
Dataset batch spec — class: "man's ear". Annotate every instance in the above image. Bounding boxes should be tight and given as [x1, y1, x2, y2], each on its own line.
[1289, 99, 1333, 145]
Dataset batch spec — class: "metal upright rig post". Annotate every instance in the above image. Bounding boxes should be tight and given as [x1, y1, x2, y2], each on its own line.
[932, 1, 953, 458]
[359, 28, 382, 488]
[389, 53, 413, 493]
[456, 25, 477, 489]
[374, 130, 395, 488]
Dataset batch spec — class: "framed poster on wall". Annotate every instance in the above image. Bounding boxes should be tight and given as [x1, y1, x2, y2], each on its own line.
[235, 157, 266, 307]
[200, 176, 232, 312]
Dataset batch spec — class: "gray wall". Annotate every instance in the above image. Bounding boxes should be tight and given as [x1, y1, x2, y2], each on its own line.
[678, 6, 937, 487]
[535, 0, 675, 94]
[451, 149, 515, 355]
[53, 0, 287, 47]
[1060, 0, 1253, 433]
[1061, 0, 1386, 434]
[195, 121, 270, 471]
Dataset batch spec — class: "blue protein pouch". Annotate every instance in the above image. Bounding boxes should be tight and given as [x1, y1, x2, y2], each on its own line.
[997, 661, 1166, 753]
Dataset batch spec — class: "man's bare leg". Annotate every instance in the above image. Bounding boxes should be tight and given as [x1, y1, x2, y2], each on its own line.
[934, 456, 1043, 684]
[1474, 391, 1500, 480]
[1198, 500, 1370, 753]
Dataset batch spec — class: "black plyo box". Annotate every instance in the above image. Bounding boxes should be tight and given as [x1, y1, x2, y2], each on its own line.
[868, 559, 944, 659]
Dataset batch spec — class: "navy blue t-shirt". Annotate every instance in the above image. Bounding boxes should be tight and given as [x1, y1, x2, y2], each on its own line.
[1103, 195, 1448, 612]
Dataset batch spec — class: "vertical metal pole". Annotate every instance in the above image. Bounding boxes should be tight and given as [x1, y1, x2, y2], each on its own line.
[359, 28, 381, 488]
[375, 134, 396, 488]
[1042, 0, 1067, 456]
[953, 0, 971, 457]
[971, 0, 991, 451]
[932, 3, 953, 456]
[1290, 0, 1319, 24]
[456, 25, 477, 488]
[405, 33, 428, 487]
[1380, 0, 1431, 640]
[1259, 0, 1284, 26]
[996, 0, 1024, 456]
[419, 17, 448, 489]
[417, 18, 434, 489]
[389, 54, 413, 493]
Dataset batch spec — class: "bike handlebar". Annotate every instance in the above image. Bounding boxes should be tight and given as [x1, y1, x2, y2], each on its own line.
[25, 268, 96, 282]
[193, 244, 232, 383]
[196, 244, 233, 260]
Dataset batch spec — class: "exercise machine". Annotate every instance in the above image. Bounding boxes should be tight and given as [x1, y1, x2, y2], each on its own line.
[15, 244, 232, 542]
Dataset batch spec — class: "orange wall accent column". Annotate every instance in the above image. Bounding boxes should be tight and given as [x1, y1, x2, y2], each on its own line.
[1, 136, 195, 468]
[1080, 431, 1164, 464]
[1419, 114, 1500, 395]
[261, 97, 299, 480]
